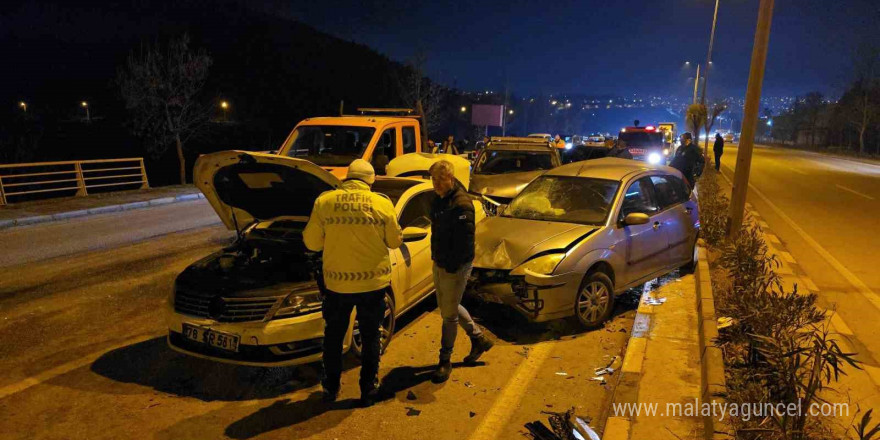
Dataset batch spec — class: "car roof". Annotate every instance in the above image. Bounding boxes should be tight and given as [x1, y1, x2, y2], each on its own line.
[545, 157, 679, 181]
[298, 116, 418, 127]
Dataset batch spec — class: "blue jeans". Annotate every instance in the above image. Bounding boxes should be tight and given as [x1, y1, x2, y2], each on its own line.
[433, 262, 482, 361]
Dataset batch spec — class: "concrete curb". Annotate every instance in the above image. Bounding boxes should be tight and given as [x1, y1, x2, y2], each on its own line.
[0, 193, 205, 230]
[696, 244, 732, 440]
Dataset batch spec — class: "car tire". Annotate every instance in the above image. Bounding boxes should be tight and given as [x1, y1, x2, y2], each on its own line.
[679, 238, 699, 274]
[350, 290, 396, 360]
[574, 271, 615, 328]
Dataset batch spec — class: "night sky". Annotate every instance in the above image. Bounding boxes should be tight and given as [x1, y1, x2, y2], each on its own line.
[270, 0, 880, 98]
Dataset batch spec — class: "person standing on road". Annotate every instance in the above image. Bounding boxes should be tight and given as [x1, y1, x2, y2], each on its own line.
[428, 160, 493, 383]
[303, 159, 403, 407]
[713, 133, 724, 172]
[433, 135, 459, 155]
[608, 139, 633, 159]
[553, 134, 566, 149]
[671, 132, 702, 189]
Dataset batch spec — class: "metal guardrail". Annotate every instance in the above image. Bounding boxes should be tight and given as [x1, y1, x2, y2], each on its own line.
[0, 158, 149, 205]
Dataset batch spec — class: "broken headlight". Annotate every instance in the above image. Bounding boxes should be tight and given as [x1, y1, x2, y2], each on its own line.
[510, 253, 565, 276]
[271, 289, 323, 320]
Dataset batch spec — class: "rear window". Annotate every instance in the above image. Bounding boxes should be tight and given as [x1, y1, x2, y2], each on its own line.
[618, 131, 664, 148]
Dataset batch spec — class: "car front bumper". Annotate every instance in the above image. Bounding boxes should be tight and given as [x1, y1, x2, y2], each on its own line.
[166, 308, 352, 367]
[471, 269, 581, 323]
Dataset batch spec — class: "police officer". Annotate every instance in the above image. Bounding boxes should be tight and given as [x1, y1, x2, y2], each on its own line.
[428, 160, 493, 383]
[304, 159, 403, 406]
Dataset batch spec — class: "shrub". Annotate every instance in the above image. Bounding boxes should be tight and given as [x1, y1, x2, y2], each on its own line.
[696, 168, 730, 247]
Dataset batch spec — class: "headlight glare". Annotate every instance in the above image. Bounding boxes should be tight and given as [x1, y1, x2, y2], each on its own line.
[648, 153, 662, 164]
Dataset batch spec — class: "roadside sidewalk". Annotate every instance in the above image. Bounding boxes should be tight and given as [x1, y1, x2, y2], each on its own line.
[0, 185, 205, 229]
[602, 261, 722, 439]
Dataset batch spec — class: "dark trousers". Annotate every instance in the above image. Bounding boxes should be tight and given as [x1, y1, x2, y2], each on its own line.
[321, 288, 385, 395]
[714, 152, 722, 171]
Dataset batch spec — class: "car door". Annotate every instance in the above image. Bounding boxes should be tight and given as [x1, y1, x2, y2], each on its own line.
[650, 174, 694, 265]
[617, 176, 667, 284]
[392, 188, 436, 305]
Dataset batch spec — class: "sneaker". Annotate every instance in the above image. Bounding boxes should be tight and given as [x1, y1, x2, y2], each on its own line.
[431, 360, 453, 383]
[464, 335, 494, 364]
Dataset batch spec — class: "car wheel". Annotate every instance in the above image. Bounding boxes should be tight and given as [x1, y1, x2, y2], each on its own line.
[351, 290, 396, 359]
[679, 238, 699, 274]
[574, 272, 615, 328]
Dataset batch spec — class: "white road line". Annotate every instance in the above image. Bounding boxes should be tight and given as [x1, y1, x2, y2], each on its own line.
[836, 184, 875, 201]
[720, 166, 880, 313]
[469, 343, 553, 440]
[0, 333, 160, 401]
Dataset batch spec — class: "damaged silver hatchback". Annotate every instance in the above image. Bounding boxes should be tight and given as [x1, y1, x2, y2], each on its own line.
[469, 158, 699, 328]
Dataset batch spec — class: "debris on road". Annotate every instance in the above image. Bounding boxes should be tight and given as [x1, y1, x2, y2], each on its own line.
[524, 420, 560, 440]
[717, 316, 736, 329]
[405, 407, 421, 416]
[555, 371, 568, 376]
[574, 417, 601, 440]
[464, 381, 475, 388]
[469, 411, 477, 418]
[406, 390, 417, 401]
[517, 346, 531, 359]
[590, 376, 606, 384]
[643, 296, 667, 306]
[593, 367, 613, 376]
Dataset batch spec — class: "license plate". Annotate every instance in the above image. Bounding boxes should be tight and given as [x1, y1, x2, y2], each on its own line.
[182, 323, 240, 352]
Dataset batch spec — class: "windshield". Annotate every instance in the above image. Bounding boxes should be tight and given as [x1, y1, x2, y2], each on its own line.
[617, 131, 664, 148]
[474, 149, 554, 175]
[504, 176, 619, 225]
[284, 125, 376, 166]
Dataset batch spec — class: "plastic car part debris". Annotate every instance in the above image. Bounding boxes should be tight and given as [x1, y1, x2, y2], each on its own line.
[593, 367, 614, 376]
[590, 376, 606, 384]
[717, 316, 736, 329]
[406, 390, 417, 401]
[405, 407, 421, 416]
[643, 296, 667, 306]
[464, 381, 475, 388]
[542, 407, 585, 440]
[574, 417, 601, 440]
[525, 420, 562, 440]
[469, 411, 477, 418]
[555, 372, 568, 376]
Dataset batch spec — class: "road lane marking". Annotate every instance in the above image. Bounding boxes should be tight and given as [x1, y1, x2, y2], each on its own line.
[836, 184, 875, 201]
[719, 166, 880, 314]
[469, 343, 553, 440]
[0, 333, 160, 401]
[788, 167, 808, 175]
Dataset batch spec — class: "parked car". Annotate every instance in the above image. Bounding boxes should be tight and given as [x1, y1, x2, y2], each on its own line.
[584, 135, 606, 147]
[618, 125, 670, 165]
[469, 158, 699, 328]
[469, 137, 561, 215]
[167, 151, 483, 367]
[276, 108, 424, 180]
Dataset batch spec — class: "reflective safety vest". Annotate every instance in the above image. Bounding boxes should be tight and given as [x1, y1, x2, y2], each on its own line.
[303, 180, 403, 293]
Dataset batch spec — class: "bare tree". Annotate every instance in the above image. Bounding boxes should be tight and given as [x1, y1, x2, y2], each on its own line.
[705, 100, 728, 157]
[117, 34, 212, 184]
[396, 53, 445, 141]
[686, 103, 707, 153]
[845, 44, 880, 154]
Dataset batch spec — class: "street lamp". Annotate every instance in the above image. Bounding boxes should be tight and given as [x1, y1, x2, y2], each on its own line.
[19, 101, 26, 112]
[81, 101, 90, 123]
[460, 106, 466, 113]
[700, 0, 721, 105]
[220, 101, 229, 121]
[508, 109, 514, 115]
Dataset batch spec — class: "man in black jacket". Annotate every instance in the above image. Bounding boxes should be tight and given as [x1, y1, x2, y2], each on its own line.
[713, 133, 724, 171]
[671, 132, 702, 189]
[428, 160, 493, 383]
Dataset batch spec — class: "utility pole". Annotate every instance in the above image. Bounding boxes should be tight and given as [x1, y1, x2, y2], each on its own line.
[692, 64, 701, 104]
[700, 0, 720, 105]
[727, 0, 774, 239]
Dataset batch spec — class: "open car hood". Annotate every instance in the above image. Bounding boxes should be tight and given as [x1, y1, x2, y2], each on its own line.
[194, 151, 341, 231]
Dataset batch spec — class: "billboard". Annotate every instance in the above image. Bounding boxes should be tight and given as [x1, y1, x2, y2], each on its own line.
[471, 104, 504, 127]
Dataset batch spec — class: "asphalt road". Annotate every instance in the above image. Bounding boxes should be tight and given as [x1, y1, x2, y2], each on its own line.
[0, 200, 656, 440]
[718, 144, 880, 367]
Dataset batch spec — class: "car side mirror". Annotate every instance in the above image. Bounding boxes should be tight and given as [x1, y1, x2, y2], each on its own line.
[402, 226, 429, 242]
[623, 212, 650, 226]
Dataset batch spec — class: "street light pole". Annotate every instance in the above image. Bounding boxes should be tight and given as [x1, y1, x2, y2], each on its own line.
[81, 101, 90, 123]
[727, 0, 774, 239]
[692, 64, 701, 104]
[700, 0, 720, 106]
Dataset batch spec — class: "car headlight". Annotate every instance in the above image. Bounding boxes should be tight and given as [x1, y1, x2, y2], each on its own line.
[663, 148, 670, 156]
[648, 153, 662, 164]
[510, 253, 565, 276]
[271, 289, 323, 320]
[565, 142, 573, 149]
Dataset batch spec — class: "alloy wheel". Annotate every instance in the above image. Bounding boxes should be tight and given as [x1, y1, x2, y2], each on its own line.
[576, 281, 610, 325]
